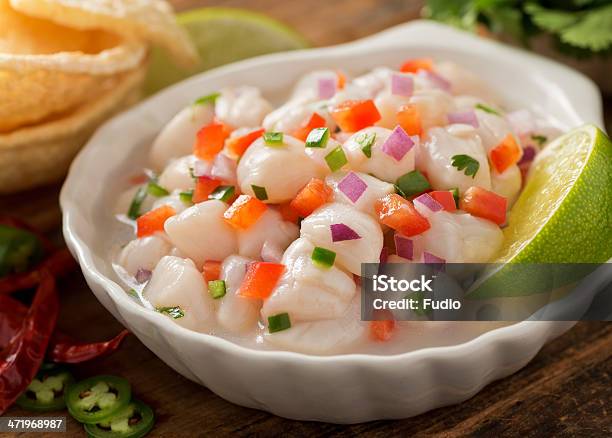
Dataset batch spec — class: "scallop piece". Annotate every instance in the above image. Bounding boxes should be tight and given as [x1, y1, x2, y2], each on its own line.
[217, 255, 261, 334]
[164, 200, 237, 268]
[375, 92, 411, 129]
[408, 89, 455, 132]
[237, 208, 299, 259]
[264, 296, 365, 355]
[474, 108, 516, 153]
[118, 235, 172, 277]
[420, 211, 503, 263]
[290, 69, 341, 101]
[237, 135, 326, 203]
[436, 62, 501, 104]
[325, 171, 394, 217]
[300, 203, 383, 275]
[151, 190, 189, 214]
[262, 238, 355, 322]
[114, 185, 155, 217]
[215, 86, 272, 128]
[352, 67, 394, 98]
[143, 256, 214, 332]
[263, 100, 334, 134]
[491, 164, 521, 207]
[419, 126, 491, 195]
[150, 103, 214, 170]
[304, 137, 342, 168]
[158, 155, 197, 193]
[343, 126, 415, 183]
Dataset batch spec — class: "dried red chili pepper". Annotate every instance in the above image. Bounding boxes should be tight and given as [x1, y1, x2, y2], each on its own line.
[48, 329, 130, 364]
[0, 295, 27, 347]
[0, 271, 59, 414]
[0, 248, 76, 294]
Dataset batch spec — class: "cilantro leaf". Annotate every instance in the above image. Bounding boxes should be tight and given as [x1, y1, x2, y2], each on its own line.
[475, 103, 502, 116]
[560, 4, 612, 51]
[531, 134, 548, 146]
[451, 154, 480, 178]
[157, 306, 185, 319]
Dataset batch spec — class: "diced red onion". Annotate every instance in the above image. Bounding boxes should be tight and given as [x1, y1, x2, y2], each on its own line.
[379, 247, 389, 264]
[330, 223, 361, 242]
[391, 73, 414, 97]
[447, 110, 479, 128]
[381, 126, 414, 161]
[394, 234, 413, 260]
[506, 110, 535, 136]
[318, 77, 337, 99]
[211, 153, 237, 184]
[135, 268, 152, 284]
[261, 240, 283, 263]
[423, 251, 445, 265]
[193, 159, 212, 177]
[518, 145, 536, 166]
[414, 193, 443, 213]
[338, 172, 368, 203]
[419, 70, 451, 92]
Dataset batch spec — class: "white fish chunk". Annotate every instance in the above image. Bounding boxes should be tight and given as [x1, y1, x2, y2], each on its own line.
[215, 86, 272, 128]
[118, 235, 172, 277]
[237, 208, 299, 259]
[326, 171, 394, 217]
[158, 155, 197, 193]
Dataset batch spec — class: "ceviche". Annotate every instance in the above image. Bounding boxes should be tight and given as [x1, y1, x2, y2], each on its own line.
[113, 59, 561, 354]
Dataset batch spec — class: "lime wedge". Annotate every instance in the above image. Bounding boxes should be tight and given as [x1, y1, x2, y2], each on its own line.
[144, 8, 309, 95]
[469, 124, 612, 298]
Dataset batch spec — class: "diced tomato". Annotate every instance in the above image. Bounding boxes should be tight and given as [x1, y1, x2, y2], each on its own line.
[292, 112, 327, 141]
[194, 121, 231, 161]
[226, 128, 264, 157]
[129, 173, 148, 185]
[331, 99, 381, 132]
[238, 262, 285, 299]
[400, 58, 434, 74]
[136, 205, 176, 238]
[429, 191, 457, 212]
[370, 319, 395, 342]
[336, 70, 346, 89]
[374, 193, 430, 237]
[278, 202, 300, 223]
[290, 178, 332, 218]
[202, 260, 222, 281]
[396, 104, 422, 136]
[193, 176, 222, 204]
[490, 133, 522, 173]
[224, 194, 267, 230]
[460, 186, 507, 225]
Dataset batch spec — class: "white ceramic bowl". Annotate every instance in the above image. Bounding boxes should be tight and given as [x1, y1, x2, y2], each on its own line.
[61, 21, 605, 422]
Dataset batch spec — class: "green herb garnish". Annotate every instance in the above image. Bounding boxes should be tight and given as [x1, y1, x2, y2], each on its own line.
[127, 186, 148, 220]
[263, 132, 284, 146]
[475, 103, 501, 116]
[208, 280, 227, 299]
[356, 132, 376, 158]
[128, 288, 139, 298]
[451, 154, 480, 178]
[251, 185, 268, 201]
[208, 185, 235, 203]
[311, 247, 336, 268]
[531, 134, 548, 146]
[396, 170, 431, 198]
[179, 190, 194, 205]
[268, 313, 291, 333]
[450, 187, 460, 208]
[147, 182, 170, 197]
[305, 127, 330, 148]
[324, 146, 348, 172]
[157, 306, 185, 319]
[193, 92, 220, 106]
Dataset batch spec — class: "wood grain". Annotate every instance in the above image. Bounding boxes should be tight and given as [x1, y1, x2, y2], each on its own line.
[2, 0, 611, 436]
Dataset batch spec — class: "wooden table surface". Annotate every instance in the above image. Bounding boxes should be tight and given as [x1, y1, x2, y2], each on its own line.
[3, 0, 611, 436]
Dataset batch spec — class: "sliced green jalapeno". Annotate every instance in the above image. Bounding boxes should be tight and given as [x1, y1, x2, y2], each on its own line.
[16, 365, 75, 412]
[83, 399, 155, 438]
[66, 375, 131, 424]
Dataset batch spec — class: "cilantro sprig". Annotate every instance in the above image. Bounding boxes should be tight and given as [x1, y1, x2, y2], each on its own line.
[451, 154, 480, 178]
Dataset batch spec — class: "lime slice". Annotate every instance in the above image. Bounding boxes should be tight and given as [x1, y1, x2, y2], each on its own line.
[144, 8, 309, 95]
[469, 124, 612, 298]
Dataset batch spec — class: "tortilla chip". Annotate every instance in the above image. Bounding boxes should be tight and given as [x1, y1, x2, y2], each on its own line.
[10, 0, 198, 68]
[0, 62, 146, 194]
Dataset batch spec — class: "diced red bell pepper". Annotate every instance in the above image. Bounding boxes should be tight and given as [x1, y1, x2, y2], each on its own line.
[202, 260, 222, 281]
[490, 133, 522, 173]
[400, 58, 434, 74]
[193, 176, 222, 204]
[224, 195, 267, 230]
[460, 186, 507, 225]
[238, 262, 285, 299]
[370, 319, 395, 342]
[396, 104, 422, 137]
[194, 121, 231, 161]
[429, 191, 457, 212]
[278, 202, 300, 223]
[374, 193, 430, 237]
[290, 178, 332, 218]
[136, 205, 176, 238]
[292, 112, 327, 141]
[226, 128, 264, 157]
[331, 99, 381, 132]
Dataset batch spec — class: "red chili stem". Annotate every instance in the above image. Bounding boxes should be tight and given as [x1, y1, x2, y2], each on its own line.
[48, 329, 131, 364]
[0, 271, 59, 414]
